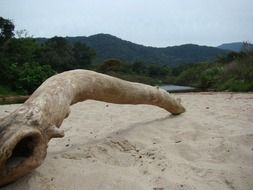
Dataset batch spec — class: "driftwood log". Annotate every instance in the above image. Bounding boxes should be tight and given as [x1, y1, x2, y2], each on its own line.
[0, 70, 185, 186]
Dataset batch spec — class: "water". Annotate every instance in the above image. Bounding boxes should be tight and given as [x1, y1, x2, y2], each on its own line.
[160, 85, 196, 92]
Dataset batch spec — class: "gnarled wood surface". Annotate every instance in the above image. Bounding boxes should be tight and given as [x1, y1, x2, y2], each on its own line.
[0, 70, 185, 186]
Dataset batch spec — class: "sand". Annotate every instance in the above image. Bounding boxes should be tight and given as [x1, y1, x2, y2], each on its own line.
[0, 92, 253, 190]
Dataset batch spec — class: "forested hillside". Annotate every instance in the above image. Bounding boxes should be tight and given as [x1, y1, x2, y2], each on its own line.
[38, 33, 228, 66]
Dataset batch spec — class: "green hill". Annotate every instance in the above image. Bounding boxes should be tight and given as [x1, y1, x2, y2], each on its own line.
[37, 33, 228, 66]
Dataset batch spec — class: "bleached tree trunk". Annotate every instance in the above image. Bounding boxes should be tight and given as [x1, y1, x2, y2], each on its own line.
[0, 70, 185, 186]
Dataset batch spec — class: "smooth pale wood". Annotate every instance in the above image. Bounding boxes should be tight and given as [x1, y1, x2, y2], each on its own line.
[0, 70, 185, 186]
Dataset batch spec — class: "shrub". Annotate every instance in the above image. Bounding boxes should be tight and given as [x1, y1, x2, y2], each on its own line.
[199, 66, 224, 89]
[219, 79, 253, 92]
[9, 62, 55, 94]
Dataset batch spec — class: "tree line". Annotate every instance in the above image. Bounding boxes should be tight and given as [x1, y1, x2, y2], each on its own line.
[0, 16, 174, 95]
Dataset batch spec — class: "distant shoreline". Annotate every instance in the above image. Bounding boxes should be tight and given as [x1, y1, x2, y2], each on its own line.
[0, 96, 29, 105]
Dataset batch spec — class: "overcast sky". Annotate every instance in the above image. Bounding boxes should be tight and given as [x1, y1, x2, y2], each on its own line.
[0, 0, 252, 47]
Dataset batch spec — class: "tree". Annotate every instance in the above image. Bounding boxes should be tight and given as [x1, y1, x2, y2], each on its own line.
[0, 17, 15, 44]
[15, 29, 29, 38]
[4, 38, 41, 64]
[98, 59, 123, 73]
[38, 37, 95, 72]
[0, 17, 56, 94]
[39, 37, 74, 72]
[15, 62, 55, 93]
[132, 61, 147, 74]
[241, 41, 253, 53]
[72, 42, 96, 69]
[147, 64, 168, 77]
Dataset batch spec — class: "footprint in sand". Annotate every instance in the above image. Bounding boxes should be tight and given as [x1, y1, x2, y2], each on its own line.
[60, 136, 140, 167]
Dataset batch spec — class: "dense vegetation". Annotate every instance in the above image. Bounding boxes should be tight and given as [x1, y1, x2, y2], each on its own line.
[0, 17, 95, 95]
[173, 51, 253, 92]
[0, 17, 252, 96]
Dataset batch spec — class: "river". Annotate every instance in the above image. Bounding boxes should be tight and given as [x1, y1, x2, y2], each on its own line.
[160, 85, 196, 92]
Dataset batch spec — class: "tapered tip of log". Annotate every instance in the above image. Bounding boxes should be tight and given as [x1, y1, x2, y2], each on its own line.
[172, 98, 186, 115]
[0, 127, 47, 186]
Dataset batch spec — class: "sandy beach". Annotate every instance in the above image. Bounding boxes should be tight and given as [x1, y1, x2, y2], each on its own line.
[0, 92, 253, 190]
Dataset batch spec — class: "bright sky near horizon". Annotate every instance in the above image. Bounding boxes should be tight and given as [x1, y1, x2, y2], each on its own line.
[0, 0, 252, 47]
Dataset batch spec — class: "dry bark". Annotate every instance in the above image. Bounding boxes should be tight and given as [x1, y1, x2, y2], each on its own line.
[0, 70, 185, 186]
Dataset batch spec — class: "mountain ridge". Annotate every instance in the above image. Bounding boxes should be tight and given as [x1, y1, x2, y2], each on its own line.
[218, 42, 253, 52]
[36, 33, 229, 66]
